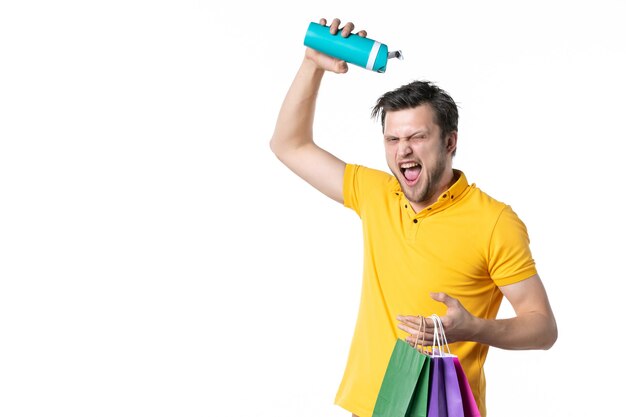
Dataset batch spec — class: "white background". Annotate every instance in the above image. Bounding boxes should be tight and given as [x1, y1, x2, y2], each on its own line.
[1, 1, 624, 416]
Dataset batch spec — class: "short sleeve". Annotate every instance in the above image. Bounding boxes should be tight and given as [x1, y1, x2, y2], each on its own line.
[488, 205, 537, 286]
[343, 163, 361, 215]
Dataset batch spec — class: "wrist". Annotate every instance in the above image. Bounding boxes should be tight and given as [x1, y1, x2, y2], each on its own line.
[467, 315, 483, 343]
[303, 50, 326, 73]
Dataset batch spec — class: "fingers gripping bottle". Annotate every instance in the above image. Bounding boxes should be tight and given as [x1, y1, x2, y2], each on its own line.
[303, 22, 403, 73]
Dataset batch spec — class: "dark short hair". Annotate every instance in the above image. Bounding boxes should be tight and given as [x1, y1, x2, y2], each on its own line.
[371, 80, 459, 142]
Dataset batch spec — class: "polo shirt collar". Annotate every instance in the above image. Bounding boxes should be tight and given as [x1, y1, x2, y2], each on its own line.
[395, 169, 470, 216]
[428, 168, 468, 210]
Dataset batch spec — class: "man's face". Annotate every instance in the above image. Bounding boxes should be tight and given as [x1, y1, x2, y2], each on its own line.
[384, 105, 454, 208]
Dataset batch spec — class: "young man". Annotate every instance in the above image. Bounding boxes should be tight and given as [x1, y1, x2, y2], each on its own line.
[270, 18, 557, 417]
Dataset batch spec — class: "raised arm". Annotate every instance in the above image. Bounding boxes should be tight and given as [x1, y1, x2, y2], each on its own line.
[270, 18, 366, 204]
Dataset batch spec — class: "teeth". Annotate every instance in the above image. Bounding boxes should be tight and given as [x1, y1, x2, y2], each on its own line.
[400, 162, 420, 169]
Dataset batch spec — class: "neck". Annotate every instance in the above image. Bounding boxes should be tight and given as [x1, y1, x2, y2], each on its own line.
[410, 169, 457, 213]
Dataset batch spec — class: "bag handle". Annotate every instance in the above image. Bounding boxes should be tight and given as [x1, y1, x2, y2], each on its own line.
[412, 315, 427, 353]
[430, 314, 451, 357]
[434, 314, 451, 354]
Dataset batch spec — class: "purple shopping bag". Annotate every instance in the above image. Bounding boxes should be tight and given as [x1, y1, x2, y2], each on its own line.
[427, 356, 447, 417]
[427, 355, 464, 417]
[426, 314, 480, 417]
[443, 356, 464, 416]
[453, 357, 481, 417]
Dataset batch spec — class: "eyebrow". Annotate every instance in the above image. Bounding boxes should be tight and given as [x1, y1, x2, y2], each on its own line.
[384, 129, 429, 140]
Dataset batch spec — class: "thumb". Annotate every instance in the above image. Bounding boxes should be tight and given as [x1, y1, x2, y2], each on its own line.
[305, 48, 349, 73]
[332, 59, 349, 74]
[325, 57, 348, 73]
[430, 292, 456, 307]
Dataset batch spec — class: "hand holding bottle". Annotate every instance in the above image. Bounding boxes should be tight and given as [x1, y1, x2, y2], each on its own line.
[304, 18, 368, 74]
[304, 17, 402, 73]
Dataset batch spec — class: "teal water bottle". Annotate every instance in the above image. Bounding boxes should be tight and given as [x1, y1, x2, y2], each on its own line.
[303, 22, 402, 73]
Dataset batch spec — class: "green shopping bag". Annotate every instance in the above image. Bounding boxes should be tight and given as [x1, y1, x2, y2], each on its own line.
[408, 351, 431, 417]
[372, 338, 431, 417]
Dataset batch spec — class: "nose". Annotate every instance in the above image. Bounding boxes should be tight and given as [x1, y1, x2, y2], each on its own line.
[398, 138, 412, 157]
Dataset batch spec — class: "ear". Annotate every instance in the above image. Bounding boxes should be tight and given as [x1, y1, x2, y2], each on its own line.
[446, 131, 458, 155]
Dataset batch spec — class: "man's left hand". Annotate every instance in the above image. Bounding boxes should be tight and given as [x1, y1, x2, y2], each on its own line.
[397, 292, 479, 346]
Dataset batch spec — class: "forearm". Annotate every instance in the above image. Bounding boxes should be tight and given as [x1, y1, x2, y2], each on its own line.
[270, 57, 324, 157]
[471, 311, 558, 350]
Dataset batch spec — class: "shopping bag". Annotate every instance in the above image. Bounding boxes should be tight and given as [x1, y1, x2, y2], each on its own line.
[453, 357, 481, 417]
[406, 353, 431, 417]
[442, 356, 464, 416]
[372, 338, 431, 417]
[426, 315, 480, 417]
[427, 356, 448, 417]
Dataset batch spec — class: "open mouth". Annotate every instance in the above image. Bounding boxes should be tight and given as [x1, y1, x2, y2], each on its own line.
[400, 162, 422, 184]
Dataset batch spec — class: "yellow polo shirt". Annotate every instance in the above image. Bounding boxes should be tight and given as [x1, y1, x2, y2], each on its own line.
[334, 164, 537, 417]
